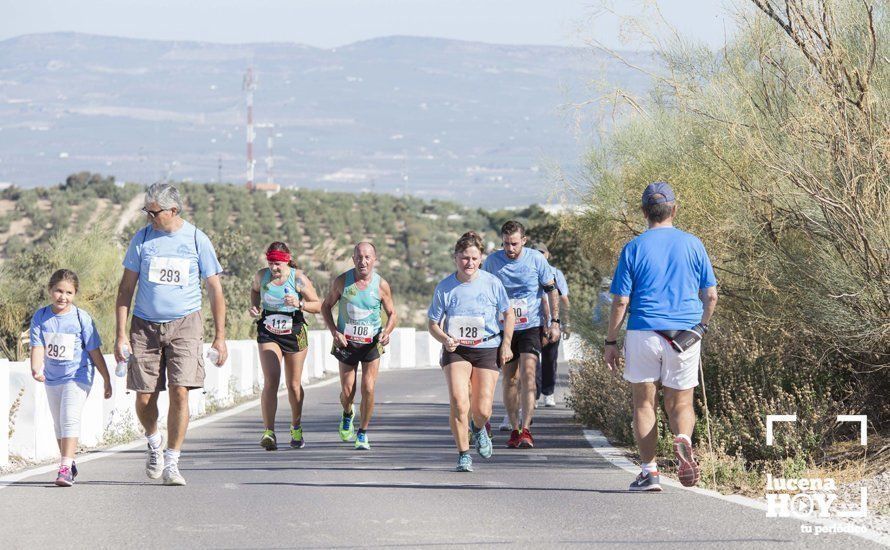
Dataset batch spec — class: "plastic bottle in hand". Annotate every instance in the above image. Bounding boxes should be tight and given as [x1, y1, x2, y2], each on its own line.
[116, 346, 130, 377]
[206, 346, 220, 367]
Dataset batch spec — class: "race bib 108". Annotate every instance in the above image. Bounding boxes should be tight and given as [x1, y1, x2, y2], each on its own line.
[345, 323, 374, 344]
[44, 332, 76, 361]
[148, 257, 191, 286]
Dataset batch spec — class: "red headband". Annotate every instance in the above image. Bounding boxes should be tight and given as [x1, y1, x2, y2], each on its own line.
[266, 250, 291, 263]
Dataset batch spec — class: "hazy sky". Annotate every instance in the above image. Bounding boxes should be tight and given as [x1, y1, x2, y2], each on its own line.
[3, 0, 738, 50]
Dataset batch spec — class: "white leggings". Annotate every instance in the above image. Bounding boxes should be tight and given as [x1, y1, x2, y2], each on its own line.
[45, 381, 91, 439]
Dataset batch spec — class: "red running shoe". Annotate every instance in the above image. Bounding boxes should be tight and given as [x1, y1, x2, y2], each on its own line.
[506, 429, 521, 448]
[518, 428, 535, 448]
[674, 436, 701, 487]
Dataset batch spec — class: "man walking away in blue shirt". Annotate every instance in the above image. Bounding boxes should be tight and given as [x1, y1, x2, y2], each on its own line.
[603, 181, 718, 492]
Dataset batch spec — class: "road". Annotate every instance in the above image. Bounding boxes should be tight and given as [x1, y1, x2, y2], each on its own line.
[0, 368, 881, 549]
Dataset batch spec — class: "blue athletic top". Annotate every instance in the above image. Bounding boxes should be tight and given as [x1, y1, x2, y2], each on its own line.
[428, 271, 510, 349]
[482, 247, 554, 330]
[29, 306, 101, 386]
[610, 227, 717, 331]
[553, 267, 569, 297]
[123, 221, 223, 323]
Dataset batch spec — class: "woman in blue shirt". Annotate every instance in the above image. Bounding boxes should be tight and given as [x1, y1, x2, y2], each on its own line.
[428, 231, 515, 472]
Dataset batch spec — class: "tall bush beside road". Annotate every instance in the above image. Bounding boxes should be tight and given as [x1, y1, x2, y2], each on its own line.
[570, 0, 888, 471]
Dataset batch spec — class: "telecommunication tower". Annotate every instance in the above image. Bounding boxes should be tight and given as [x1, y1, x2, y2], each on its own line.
[243, 67, 256, 191]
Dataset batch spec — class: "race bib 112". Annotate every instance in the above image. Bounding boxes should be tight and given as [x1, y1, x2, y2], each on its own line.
[263, 314, 293, 335]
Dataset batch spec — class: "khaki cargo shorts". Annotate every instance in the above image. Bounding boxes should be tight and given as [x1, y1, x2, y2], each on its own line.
[127, 311, 205, 392]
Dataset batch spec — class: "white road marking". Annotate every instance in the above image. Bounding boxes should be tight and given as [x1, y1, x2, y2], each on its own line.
[582, 429, 890, 547]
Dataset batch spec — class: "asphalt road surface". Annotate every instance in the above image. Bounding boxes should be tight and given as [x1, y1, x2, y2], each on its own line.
[0, 368, 881, 549]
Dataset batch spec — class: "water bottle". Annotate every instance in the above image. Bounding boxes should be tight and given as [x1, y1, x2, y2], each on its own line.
[206, 346, 220, 366]
[116, 346, 130, 377]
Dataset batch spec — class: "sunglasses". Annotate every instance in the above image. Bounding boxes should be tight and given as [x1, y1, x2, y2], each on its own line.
[142, 207, 171, 218]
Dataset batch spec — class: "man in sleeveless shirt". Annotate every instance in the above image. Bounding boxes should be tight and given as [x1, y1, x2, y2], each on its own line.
[321, 242, 398, 450]
[114, 182, 227, 486]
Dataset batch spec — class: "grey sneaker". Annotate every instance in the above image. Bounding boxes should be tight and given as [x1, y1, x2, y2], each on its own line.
[145, 435, 164, 480]
[54, 465, 75, 487]
[162, 463, 187, 486]
[456, 453, 473, 472]
[474, 426, 493, 459]
[629, 471, 662, 492]
[498, 414, 512, 432]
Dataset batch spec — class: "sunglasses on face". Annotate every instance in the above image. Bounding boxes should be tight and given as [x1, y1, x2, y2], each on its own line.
[142, 207, 171, 218]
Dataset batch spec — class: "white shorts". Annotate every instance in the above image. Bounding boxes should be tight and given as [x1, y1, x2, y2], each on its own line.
[623, 330, 701, 390]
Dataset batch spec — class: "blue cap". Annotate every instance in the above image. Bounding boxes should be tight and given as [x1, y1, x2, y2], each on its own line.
[642, 181, 675, 205]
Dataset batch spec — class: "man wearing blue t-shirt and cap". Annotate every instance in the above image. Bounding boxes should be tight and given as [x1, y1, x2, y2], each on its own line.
[114, 182, 228, 486]
[604, 181, 718, 492]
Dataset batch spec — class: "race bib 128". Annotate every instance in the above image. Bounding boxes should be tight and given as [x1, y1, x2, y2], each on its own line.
[447, 316, 486, 346]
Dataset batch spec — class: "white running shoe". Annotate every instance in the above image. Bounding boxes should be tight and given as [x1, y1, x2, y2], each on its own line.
[498, 414, 511, 432]
[162, 463, 187, 486]
[145, 434, 164, 480]
[543, 394, 557, 407]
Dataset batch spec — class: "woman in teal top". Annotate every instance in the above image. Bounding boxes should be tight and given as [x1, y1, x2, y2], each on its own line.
[249, 241, 321, 451]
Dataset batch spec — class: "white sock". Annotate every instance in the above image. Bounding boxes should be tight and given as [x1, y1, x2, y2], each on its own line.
[60, 456, 74, 468]
[677, 433, 692, 445]
[146, 431, 162, 450]
[642, 461, 658, 475]
[163, 448, 181, 467]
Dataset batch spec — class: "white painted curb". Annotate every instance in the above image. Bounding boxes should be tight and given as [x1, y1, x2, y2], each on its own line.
[0, 375, 342, 488]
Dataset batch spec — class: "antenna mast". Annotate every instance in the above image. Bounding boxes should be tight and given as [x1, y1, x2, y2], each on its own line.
[243, 67, 256, 191]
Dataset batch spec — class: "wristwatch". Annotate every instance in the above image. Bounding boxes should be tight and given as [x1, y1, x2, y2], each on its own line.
[604, 339, 618, 346]
[550, 318, 561, 325]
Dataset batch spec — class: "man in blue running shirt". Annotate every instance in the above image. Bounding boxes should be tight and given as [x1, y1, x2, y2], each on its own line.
[483, 220, 560, 449]
[603, 181, 718, 492]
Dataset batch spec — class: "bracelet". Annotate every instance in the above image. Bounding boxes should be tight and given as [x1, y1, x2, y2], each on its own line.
[550, 318, 561, 325]
[604, 339, 618, 346]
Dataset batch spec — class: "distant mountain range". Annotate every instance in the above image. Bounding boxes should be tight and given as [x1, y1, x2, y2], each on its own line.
[0, 33, 657, 207]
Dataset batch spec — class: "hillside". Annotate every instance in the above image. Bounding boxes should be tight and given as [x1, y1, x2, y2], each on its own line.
[0, 174, 567, 342]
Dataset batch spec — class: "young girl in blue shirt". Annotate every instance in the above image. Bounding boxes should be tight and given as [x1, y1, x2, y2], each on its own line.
[29, 269, 112, 486]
